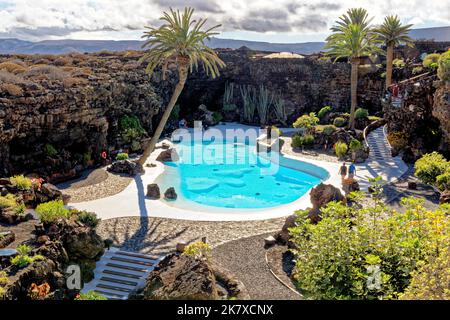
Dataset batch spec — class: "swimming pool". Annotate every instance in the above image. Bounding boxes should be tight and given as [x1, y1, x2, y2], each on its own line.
[156, 139, 328, 209]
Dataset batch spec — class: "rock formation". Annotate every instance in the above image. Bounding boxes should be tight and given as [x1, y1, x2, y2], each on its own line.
[308, 183, 345, 223]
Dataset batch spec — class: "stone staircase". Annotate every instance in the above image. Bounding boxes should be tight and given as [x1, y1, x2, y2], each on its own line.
[81, 247, 164, 300]
[366, 126, 393, 162]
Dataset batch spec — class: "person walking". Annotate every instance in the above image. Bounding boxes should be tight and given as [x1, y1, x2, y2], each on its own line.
[349, 162, 357, 179]
[339, 162, 347, 182]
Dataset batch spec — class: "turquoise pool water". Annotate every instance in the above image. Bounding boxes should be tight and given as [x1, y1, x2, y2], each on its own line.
[160, 140, 326, 209]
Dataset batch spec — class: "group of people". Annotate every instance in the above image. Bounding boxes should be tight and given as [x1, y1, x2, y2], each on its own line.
[339, 162, 357, 183]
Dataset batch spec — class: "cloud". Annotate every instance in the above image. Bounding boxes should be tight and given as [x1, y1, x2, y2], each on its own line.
[0, 0, 448, 41]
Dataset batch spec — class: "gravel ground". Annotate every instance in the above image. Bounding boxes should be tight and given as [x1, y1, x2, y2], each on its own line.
[280, 137, 339, 163]
[0, 220, 37, 248]
[97, 217, 286, 255]
[57, 168, 132, 203]
[212, 233, 301, 300]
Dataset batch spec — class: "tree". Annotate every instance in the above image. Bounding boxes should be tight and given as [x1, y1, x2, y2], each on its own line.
[375, 15, 413, 89]
[138, 7, 226, 165]
[325, 8, 382, 129]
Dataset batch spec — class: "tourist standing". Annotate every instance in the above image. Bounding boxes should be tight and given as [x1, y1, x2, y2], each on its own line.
[339, 162, 347, 182]
[349, 162, 357, 179]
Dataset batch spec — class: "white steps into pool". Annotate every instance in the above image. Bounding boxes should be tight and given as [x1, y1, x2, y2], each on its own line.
[81, 247, 164, 300]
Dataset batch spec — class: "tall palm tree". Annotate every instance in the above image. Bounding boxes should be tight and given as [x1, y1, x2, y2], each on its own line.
[375, 15, 413, 89]
[138, 7, 225, 165]
[325, 8, 382, 129]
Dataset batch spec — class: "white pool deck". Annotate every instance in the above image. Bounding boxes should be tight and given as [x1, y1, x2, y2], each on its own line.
[73, 123, 408, 221]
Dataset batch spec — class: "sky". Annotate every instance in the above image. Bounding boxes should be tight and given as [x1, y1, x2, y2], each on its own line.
[0, 0, 449, 43]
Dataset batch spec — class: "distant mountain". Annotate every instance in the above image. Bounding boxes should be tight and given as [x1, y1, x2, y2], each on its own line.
[0, 26, 448, 55]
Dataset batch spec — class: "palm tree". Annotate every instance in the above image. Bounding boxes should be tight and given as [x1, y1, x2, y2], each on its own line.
[375, 15, 413, 89]
[138, 7, 225, 165]
[325, 8, 382, 129]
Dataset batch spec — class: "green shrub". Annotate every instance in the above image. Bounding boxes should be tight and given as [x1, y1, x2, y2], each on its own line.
[414, 152, 449, 185]
[183, 241, 212, 260]
[44, 144, 58, 158]
[292, 134, 314, 148]
[437, 50, 450, 82]
[318, 106, 332, 119]
[36, 200, 71, 223]
[334, 141, 348, 158]
[393, 58, 405, 68]
[293, 113, 319, 131]
[0, 271, 7, 285]
[436, 171, 450, 191]
[10, 175, 32, 190]
[76, 211, 100, 228]
[349, 139, 363, 152]
[412, 66, 424, 75]
[368, 115, 381, 121]
[387, 131, 408, 150]
[354, 108, 369, 119]
[423, 53, 441, 68]
[322, 125, 336, 136]
[14, 203, 26, 216]
[76, 291, 108, 300]
[270, 126, 283, 137]
[213, 112, 223, 123]
[333, 117, 346, 127]
[116, 153, 129, 161]
[0, 194, 17, 208]
[11, 245, 44, 268]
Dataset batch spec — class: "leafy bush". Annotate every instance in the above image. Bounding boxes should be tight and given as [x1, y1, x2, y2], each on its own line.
[423, 53, 441, 69]
[334, 141, 348, 158]
[349, 139, 363, 152]
[183, 241, 212, 260]
[293, 113, 319, 132]
[14, 203, 26, 216]
[387, 131, 408, 150]
[75, 291, 107, 300]
[436, 171, 450, 191]
[354, 108, 369, 119]
[270, 126, 283, 137]
[414, 152, 449, 185]
[412, 66, 424, 75]
[368, 115, 381, 121]
[11, 245, 44, 268]
[44, 144, 58, 157]
[36, 200, 71, 223]
[76, 211, 100, 228]
[333, 117, 346, 127]
[315, 125, 336, 136]
[213, 112, 223, 123]
[0, 194, 17, 208]
[10, 175, 32, 190]
[120, 115, 145, 145]
[116, 153, 129, 161]
[291, 134, 314, 148]
[318, 106, 332, 119]
[437, 50, 450, 82]
[290, 196, 450, 300]
[393, 58, 405, 68]
[0, 271, 7, 285]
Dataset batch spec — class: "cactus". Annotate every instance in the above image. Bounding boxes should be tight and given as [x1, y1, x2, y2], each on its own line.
[239, 85, 257, 123]
[223, 82, 236, 111]
[256, 85, 273, 126]
[273, 93, 287, 126]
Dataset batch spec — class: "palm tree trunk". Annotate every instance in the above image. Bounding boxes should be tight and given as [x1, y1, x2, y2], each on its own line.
[138, 64, 189, 166]
[385, 44, 394, 89]
[349, 58, 359, 130]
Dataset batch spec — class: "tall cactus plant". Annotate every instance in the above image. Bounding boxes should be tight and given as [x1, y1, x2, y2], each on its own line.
[256, 85, 273, 126]
[223, 82, 236, 112]
[273, 94, 287, 126]
[239, 85, 256, 123]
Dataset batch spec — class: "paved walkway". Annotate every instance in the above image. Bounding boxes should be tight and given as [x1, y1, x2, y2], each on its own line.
[81, 247, 164, 300]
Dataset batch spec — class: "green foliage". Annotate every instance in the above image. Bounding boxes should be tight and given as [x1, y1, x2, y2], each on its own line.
[76, 291, 108, 300]
[437, 50, 450, 82]
[334, 141, 348, 158]
[0, 194, 17, 208]
[315, 125, 336, 136]
[213, 112, 223, 123]
[76, 211, 100, 228]
[273, 94, 287, 125]
[392, 58, 405, 68]
[10, 175, 32, 190]
[387, 131, 408, 150]
[0, 271, 7, 286]
[16, 244, 31, 255]
[318, 106, 332, 119]
[36, 200, 71, 223]
[292, 134, 315, 148]
[293, 113, 319, 131]
[183, 241, 212, 260]
[368, 115, 381, 121]
[120, 115, 145, 146]
[44, 144, 58, 158]
[423, 53, 441, 68]
[290, 195, 450, 300]
[270, 126, 283, 137]
[436, 171, 450, 191]
[349, 139, 363, 152]
[412, 66, 424, 75]
[223, 82, 236, 112]
[11, 245, 44, 268]
[116, 153, 129, 161]
[333, 117, 346, 127]
[240, 85, 257, 123]
[169, 104, 180, 121]
[414, 152, 449, 185]
[14, 203, 26, 216]
[354, 108, 369, 119]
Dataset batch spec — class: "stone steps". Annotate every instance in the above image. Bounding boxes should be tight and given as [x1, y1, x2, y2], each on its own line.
[81, 247, 164, 300]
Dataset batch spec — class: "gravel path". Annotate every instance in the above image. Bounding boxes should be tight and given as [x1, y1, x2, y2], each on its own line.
[57, 168, 132, 203]
[212, 233, 301, 300]
[97, 217, 285, 255]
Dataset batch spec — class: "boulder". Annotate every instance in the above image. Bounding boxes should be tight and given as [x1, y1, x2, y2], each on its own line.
[156, 148, 179, 162]
[276, 214, 297, 245]
[146, 184, 161, 199]
[164, 187, 177, 200]
[35, 183, 64, 204]
[143, 254, 218, 300]
[0, 231, 15, 248]
[264, 236, 277, 247]
[408, 181, 417, 190]
[308, 183, 345, 223]
[440, 190, 450, 204]
[61, 221, 105, 261]
[107, 160, 143, 176]
[342, 178, 360, 194]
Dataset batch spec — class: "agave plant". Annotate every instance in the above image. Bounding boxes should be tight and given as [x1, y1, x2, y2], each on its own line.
[325, 8, 383, 129]
[138, 7, 226, 165]
[374, 15, 413, 89]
